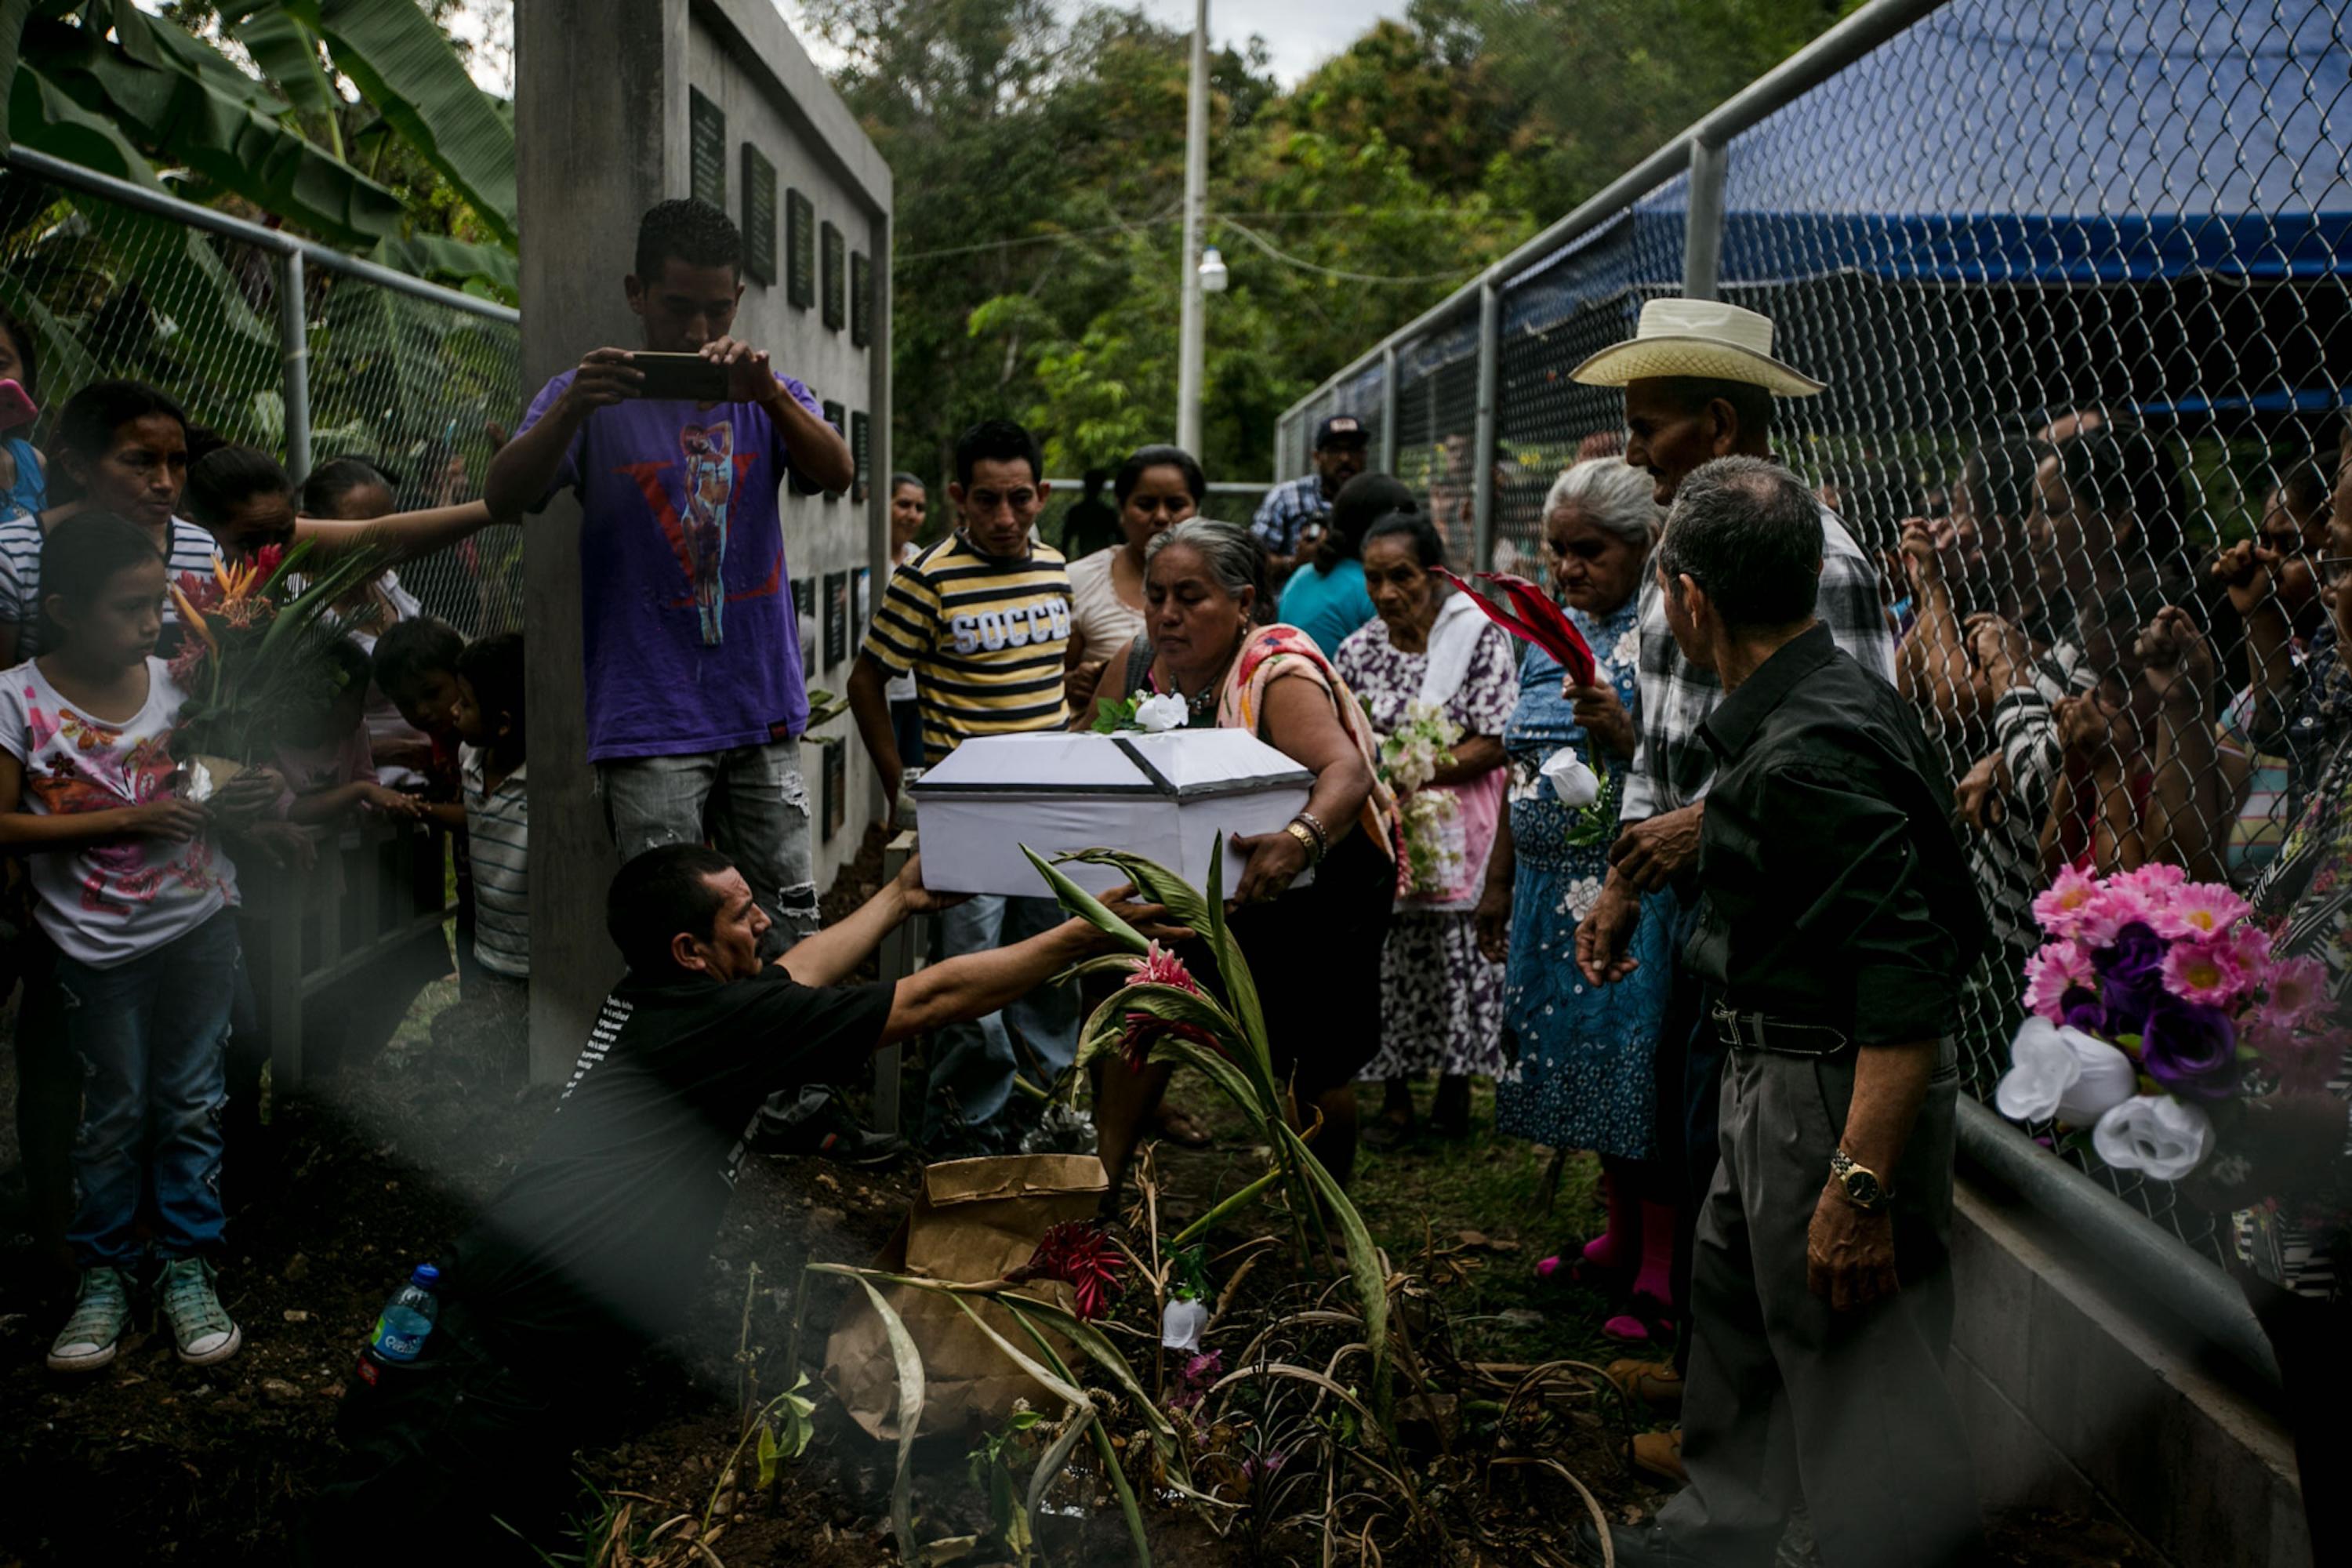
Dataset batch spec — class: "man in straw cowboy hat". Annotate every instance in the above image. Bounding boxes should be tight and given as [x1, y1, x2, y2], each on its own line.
[1562, 303, 1899, 1481]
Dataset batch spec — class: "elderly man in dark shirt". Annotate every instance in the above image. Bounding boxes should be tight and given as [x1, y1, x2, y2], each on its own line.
[1578, 457, 1987, 1568]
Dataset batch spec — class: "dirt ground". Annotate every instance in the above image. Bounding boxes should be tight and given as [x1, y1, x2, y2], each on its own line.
[0, 823, 2160, 1567]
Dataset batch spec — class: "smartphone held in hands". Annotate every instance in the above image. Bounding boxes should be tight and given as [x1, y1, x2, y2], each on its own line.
[629, 352, 730, 403]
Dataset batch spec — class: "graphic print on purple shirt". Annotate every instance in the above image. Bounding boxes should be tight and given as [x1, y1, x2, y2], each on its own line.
[519, 370, 826, 761]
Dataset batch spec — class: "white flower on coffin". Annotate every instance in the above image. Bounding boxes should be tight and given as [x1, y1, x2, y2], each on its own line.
[1160, 1297, 1209, 1351]
[1994, 1016, 2140, 1125]
[1541, 748, 1599, 807]
[1133, 692, 1189, 732]
[2091, 1094, 2213, 1181]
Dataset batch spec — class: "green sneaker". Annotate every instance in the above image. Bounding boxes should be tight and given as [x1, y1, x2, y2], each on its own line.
[47, 1267, 132, 1374]
[157, 1256, 242, 1367]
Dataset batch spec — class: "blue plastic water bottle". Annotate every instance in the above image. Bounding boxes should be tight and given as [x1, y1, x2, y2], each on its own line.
[368, 1265, 441, 1363]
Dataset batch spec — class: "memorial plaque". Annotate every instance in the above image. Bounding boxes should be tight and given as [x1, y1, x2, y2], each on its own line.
[822, 221, 845, 331]
[851, 409, 871, 492]
[821, 399, 846, 500]
[740, 144, 777, 285]
[855, 566, 872, 633]
[786, 189, 815, 309]
[792, 576, 818, 676]
[823, 570, 850, 666]
[688, 89, 726, 209]
[851, 252, 872, 347]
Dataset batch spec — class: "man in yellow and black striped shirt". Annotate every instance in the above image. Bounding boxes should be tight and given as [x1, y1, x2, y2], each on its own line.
[851, 419, 1073, 797]
[846, 419, 1080, 1148]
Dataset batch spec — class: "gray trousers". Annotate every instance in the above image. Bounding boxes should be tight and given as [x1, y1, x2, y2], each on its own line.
[1657, 1040, 1982, 1568]
[597, 739, 819, 956]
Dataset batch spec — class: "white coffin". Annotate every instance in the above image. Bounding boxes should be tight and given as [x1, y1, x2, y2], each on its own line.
[910, 730, 1313, 898]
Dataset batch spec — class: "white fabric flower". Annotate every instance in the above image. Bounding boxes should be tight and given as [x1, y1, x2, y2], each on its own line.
[1994, 1016, 2139, 1125]
[1541, 749, 1599, 807]
[1610, 626, 1641, 669]
[1133, 692, 1189, 732]
[2091, 1094, 2213, 1182]
[1160, 1298, 1208, 1351]
[1558, 875, 1603, 922]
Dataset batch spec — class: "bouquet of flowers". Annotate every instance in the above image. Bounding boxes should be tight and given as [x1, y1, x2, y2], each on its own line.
[167, 542, 387, 793]
[1994, 862, 2333, 1179]
[1092, 691, 1189, 734]
[1373, 697, 1466, 896]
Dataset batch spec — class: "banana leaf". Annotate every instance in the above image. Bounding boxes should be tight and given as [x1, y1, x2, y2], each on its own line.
[289, 0, 517, 246]
[222, 2, 337, 121]
[21, 15, 405, 247]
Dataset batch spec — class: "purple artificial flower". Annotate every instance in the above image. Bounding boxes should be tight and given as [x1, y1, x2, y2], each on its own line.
[2096, 921, 2168, 1024]
[2138, 999, 2242, 1101]
[2061, 989, 2107, 1035]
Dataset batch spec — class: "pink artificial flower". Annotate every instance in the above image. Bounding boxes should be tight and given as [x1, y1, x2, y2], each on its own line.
[2024, 940, 2097, 1022]
[2114, 862, 2187, 895]
[2153, 881, 2250, 942]
[2032, 866, 2102, 937]
[2158, 937, 2249, 1008]
[2258, 954, 2330, 1031]
[2077, 884, 2160, 950]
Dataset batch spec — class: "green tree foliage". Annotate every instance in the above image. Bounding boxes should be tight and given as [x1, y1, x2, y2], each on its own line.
[811, 0, 1842, 491]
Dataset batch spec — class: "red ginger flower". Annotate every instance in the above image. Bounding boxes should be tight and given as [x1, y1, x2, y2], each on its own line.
[1007, 1221, 1126, 1320]
[1116, 942, 1223, 1073]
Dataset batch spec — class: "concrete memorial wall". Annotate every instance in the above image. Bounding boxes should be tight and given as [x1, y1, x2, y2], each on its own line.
[517, 0, 892, 1080]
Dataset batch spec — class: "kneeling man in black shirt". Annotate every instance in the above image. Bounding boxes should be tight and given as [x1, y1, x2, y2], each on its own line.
[303, 844, 1170, 1562]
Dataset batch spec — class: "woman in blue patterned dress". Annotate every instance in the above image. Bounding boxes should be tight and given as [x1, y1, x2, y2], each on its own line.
[1479, 459, 1679, 1340]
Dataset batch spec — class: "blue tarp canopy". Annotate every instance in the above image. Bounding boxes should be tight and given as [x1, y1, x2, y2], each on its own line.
[1505, 0, 2351, 336]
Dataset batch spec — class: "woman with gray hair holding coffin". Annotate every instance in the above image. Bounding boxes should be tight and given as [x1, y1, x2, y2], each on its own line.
[1091, 520, 1400, 1192]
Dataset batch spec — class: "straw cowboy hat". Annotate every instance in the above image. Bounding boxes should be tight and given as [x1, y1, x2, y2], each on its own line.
[1570, 298, 1826, 397]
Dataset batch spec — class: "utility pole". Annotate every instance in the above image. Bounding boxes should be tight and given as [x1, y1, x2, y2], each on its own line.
[1175, 0, 1208, 453]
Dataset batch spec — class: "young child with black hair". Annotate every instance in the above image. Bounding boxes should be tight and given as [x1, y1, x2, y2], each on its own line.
[0, 511, 274, 1372]
[273, 637, 427, 826]
[454, 631, 528, 986]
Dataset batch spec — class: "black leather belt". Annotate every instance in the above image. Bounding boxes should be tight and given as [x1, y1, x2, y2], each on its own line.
[1711, 1002, 1850, 1058]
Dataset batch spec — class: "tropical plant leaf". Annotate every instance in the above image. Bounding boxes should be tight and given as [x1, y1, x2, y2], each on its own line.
[368, 231, 518, 302]
[1201, 832, 1276, 1093]
[1054, 846, 1216, 937]
[21, 14, 405, 245]
[1167, 1165, 1283, 1247]
[0, 0, 54, 156]
[1274, 1121, 1391, 1416]
[289, 0, 517, 246]
[832, 1271, 924, 1563]
[1022, 1405, 1095, 1561]
[1020, 844, 1150, 955]
[224, 2, 338, 120]
[997, 1300, 1154, 1568]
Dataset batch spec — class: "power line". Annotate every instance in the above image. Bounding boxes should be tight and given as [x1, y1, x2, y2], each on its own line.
[1215, 216, 1483, 285]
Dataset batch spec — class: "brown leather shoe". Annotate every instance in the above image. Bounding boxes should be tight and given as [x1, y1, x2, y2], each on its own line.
[1606, 1357, 1684, 1410]
[1629, 1428, 1686, 1488]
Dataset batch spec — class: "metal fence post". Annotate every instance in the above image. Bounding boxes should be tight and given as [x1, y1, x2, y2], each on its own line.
[1682, 136, 1728, 301]
[1380, 341, 1399, 472]
[1468, 277, 1501, 571]
[276, 249, 312, 481]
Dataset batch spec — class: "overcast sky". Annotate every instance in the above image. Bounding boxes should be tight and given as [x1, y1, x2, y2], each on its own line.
[771, 0, 1410, 87]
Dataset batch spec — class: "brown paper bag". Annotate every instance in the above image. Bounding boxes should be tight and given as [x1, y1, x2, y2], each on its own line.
[823, 1152, 1109, 1439]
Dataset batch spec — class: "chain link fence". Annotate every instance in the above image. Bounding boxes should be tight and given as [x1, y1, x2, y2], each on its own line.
[1276, 0, 2352, 1288]
[1, 147, 523, 637]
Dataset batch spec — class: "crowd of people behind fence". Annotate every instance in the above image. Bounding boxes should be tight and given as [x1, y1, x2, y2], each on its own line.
[4, 197, 2348, 1566]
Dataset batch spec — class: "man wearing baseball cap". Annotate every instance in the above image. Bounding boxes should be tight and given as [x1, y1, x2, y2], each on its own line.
[1253, 413, 1370, 579]
[1562, 299, 1912, 1548]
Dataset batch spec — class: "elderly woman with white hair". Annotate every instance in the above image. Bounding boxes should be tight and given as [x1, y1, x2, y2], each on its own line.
[1474, 459, 1682, 1345]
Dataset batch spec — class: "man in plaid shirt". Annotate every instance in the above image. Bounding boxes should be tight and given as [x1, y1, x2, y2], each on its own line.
[1560, 300, 1896, 1498]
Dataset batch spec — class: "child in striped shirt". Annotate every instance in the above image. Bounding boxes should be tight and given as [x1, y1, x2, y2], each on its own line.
[452, 631, 528, 987]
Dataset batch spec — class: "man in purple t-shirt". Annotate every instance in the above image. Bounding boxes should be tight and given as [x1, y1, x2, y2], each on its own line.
[487, 199, 854, 948]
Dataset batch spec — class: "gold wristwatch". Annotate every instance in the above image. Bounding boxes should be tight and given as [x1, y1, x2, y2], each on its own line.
[1830, 1149, 1888, 1212]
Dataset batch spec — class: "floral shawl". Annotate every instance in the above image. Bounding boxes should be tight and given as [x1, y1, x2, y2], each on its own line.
[1218, 623, 1399, 866]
